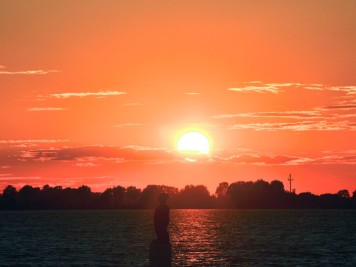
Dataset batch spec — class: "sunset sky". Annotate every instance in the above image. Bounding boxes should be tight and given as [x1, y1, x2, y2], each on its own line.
[1, 0, 355, 194]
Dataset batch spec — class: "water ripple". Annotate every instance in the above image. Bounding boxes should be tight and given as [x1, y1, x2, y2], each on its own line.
[0, 209, 355, 266]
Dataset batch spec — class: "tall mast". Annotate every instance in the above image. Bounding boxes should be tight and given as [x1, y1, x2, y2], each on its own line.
[288, 174, 293, 193]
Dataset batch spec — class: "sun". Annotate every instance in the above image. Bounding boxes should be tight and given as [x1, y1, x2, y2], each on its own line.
[176, 131, 211, 154]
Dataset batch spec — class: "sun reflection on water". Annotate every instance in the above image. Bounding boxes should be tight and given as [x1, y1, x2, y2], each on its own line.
[170, 209, 230, 266]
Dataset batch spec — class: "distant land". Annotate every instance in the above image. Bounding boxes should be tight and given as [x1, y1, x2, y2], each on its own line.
[1, 179, 355, 210]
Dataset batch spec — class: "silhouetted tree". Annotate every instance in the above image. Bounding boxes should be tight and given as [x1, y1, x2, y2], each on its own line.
[225, 180, 291, 208]
[215, 182, 229, 208]
[100, 188, 115, 208]
[112, 186, 126, 208]
[298, 192, 319, 208]
[18, 185, 41, 209]
[126, 186, 141, 208]
[226, 181, 254, 208]
[139, 185, 178, 208]
[1, 185, 18, 209]
[269, 180, 289, 208]
[77, 185, 93, 208]
[176, 185, 212, 208]
[215, 182, 229, 198]
[270, 180, 285, 192]
[251, 179, 271, 207]
[319, 193, 345, 208]
[0, 180, 355, 209]
[40, 184, 62, 209]
[337, 189, 350, 198]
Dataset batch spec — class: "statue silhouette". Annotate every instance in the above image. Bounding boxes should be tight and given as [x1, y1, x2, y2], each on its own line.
[149, 193, 172, 266]
[154, 193, 170, 242]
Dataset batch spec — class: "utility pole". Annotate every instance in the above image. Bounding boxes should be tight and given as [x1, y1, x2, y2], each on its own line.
[288, 174, 293, 193]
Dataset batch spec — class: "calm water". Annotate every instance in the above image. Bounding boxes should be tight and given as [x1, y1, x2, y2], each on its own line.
[0, 209, 355, 266]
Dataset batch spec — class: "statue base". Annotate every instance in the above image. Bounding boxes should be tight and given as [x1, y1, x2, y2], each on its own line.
[149, 239, 172, 267]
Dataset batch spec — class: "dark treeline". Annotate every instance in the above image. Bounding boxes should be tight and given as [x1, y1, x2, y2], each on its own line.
[0, 180, 355, 210]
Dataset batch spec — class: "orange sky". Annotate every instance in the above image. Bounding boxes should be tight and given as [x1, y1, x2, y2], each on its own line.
[1, 0, 356, 195]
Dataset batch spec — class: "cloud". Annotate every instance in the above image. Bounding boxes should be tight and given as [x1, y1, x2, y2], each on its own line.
[327, 86, 356, 95]
[228, 82, 356, 96]
[215, 152, 356, 166]
[216, 80, 356, 132]
[185, 92, 201, 95]
[0, 176, 41, 181]
[1, 166, 11, 169]
[2, 140, 355, 171]
[229, 85, 279, 94]
[0, 69, 58, 75]
[228, 82, 303, 94]
[27, 107, 67, 111]
[23, 144, 349, 167]
[321, 105, 356, 110]
[213, 110, 321, 119]
[0, 139, 68, 149]
[0, 173, 12, 177]
[50, 91, 127, 98]
[216, 80, 356, 131]
[228, 121, 356, 131]
[75, 162, 100, 167]
[113, 123, 144, 127]
[0, 139, 68, 144]
[312, 155, 356, 165]
[222, 154, 299, 165]
[19, 145, 176, 162]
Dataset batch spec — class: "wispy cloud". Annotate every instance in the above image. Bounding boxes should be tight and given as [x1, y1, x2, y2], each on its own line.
[1, 166, 11, 169]
[321, 105, 356, 110]
[0, 140, 68, 148]
[229, 85, 279, 94]
[0, 69, 58, 75]
[0, 173, 12, 177]
[113, 123, 144, 127]
[1, 140, 355, 171]
[228, 82, 303, 94]
[51, 91, 127, 98]
[0, 176, 41, 181]
[228, 82, 356, 96]
[0, 139, 68, 144]
[217, 81, 356, 132]
[123, 145, 167, 151]
[185, 92, 201, 95]
[221, 154, 299, 165]
[213, 110, 321, 119]
[27, 107, 67, 111]
[327, 85, 356, 95]
[311, 155, 356, 165]
[19, 145, 175, 162]
[216, 151, 356, 166]
[75, 162, 100, 167]
[228, 121, 356, 131]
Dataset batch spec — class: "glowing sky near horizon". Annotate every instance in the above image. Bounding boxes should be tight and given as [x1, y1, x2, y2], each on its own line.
[0, 0, 356, 194]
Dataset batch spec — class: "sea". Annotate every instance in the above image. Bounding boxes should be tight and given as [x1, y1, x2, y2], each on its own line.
[0, 209, 355, 266]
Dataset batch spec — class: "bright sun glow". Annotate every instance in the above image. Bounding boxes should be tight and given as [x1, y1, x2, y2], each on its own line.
[176, 131, 210, 154]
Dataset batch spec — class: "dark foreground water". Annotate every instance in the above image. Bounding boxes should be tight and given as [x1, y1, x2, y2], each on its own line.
[0, 209, 355, 266]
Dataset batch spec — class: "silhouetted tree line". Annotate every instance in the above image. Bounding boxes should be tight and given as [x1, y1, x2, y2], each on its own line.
[0, 180, 355, 210]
